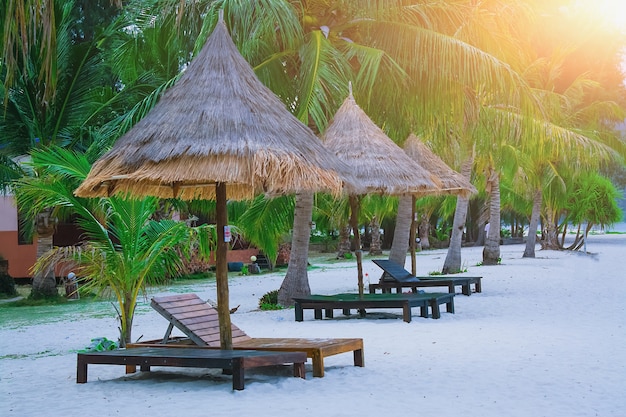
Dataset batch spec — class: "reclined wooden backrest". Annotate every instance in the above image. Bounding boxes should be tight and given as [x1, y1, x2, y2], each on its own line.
[151, 293, 251, 347]
[372, 259, 420, 283]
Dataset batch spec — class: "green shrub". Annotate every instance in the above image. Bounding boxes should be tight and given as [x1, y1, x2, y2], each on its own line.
[0, 274, 17, 297]
[258, 289, 282, 310]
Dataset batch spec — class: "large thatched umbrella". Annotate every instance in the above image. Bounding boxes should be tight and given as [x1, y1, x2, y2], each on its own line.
[403, 134, 477, 274]
[75, 12, 349, 349]
[321, 90, 442, 296]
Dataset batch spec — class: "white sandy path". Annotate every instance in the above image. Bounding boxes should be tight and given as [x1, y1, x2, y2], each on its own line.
[1, 233, 625, 417]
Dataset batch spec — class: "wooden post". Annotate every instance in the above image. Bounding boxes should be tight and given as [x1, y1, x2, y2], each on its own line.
[215, 182, 233, 350]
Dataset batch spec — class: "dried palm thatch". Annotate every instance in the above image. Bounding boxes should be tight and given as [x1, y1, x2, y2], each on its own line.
[321, 91, 442, 296]
[321, 93, 442, 196]
[403, 134, 477, 197]
[74, 15, 348, 201]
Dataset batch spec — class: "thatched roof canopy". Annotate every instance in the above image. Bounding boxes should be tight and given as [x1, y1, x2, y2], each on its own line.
[321, 94, 441, 196]
[403, 134, 477, 197]
[75, 16, 348, 201]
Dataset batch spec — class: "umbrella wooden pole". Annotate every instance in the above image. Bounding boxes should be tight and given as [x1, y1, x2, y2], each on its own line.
[349, 195, 364, 297]
[216, 182, 233, 350]
[410, 195, 417, 276]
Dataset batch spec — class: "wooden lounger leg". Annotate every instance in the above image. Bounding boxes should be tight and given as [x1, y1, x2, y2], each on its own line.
[342, 308, 351, 316]
[293, 362, 306, 379]
[353, 349, 364, 368]
[314, 309, 323, 320]
[294, 302, 304, 322]
[475, 279, 482, 293]
[324, 308, 334, 318]
[76, 357, 87, 383]
[231, 358, 245, 390]
[125, 365, 137, 374]
[430, 300, 441, 319]
[312, 351, 324, 378]
[461, 284, 470, 296]
[446, 297, 455, 314]
[402, 304, 412, 323]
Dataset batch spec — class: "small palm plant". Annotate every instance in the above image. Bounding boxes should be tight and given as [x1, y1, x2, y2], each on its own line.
[14, 147, 215, 346]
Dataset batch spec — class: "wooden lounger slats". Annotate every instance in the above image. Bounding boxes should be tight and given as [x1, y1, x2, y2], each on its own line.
[133, 293, 365, 377]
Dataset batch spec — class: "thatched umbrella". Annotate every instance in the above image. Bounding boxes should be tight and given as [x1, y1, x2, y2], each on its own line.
[75, 12, 349, 349]
[404, 134, 476, 197]
[403, 134, 477, 274]
[321, 89, 442, 296]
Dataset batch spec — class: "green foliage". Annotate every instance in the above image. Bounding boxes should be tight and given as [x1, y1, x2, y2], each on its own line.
[13, 148, 216, 345]
[565, 173, 623, 228]
[239, 264, 249, 276]
[0, 274, 17, 297]
[258, 289, 282, 311]
[14, 293, 67, 306]
[175, 271, 214, 281]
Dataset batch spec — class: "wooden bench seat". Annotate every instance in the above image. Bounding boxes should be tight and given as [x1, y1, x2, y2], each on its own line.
[76, 347, 306, 390]
[293, 292, 455, 323]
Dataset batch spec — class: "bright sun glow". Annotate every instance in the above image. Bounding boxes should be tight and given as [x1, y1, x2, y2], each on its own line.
[569, 0, 626, 34]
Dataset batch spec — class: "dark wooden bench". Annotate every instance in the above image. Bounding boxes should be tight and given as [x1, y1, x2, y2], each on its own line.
[293, 293, 455, 323]
[76, 347, 306, 390]
[369, 276, 482, 296]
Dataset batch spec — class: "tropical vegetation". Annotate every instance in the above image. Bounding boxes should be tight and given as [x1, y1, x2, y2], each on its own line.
[1, 0, 624, 320]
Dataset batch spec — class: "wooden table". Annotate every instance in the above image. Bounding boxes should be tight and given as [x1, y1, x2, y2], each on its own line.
[369, 276, 482, 296]
[76, 347, 306, 390]
[293, 293, 455, 323]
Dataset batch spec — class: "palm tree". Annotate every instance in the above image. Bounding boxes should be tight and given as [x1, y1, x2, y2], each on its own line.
[14, 147, 214, 346]
[1, 0, 124, 296]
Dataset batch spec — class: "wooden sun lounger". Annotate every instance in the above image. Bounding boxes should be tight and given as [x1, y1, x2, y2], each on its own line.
[76, 347, 306, 390]
[371, 259, 482, 296]
[293, 292, 455, 323]
[128, 293, 364, 378]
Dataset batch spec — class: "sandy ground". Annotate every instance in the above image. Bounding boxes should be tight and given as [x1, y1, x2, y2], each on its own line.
[1, 232, 625, 417]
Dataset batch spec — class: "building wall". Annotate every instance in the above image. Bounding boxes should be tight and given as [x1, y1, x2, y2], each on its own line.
[0, 196, 37, 278]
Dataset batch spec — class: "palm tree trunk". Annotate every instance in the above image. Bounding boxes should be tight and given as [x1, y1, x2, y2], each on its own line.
[368, 216, 382, 255]
[120, 295, 135, 348]
[542, 210, 561, 250]
[31, 235, 57, 298]
[389, 195, 413, 267]
[442, 156, 474, 273]
[482, 168, 501, 265]
[418, 214, 430, 250]
[523, 188, 542, 258]
[336, 225, 352, 258]
[278, 192, 313, 307]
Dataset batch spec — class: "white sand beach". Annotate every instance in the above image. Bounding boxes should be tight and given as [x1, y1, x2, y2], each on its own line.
[1, 233, 625, 417]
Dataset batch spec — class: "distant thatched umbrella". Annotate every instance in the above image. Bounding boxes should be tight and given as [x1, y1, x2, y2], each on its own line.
[321, 89, 442, 296]
[404, 134, 476, 274]
[75, 12, 349, 349]
[404, 134, 476, 197]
